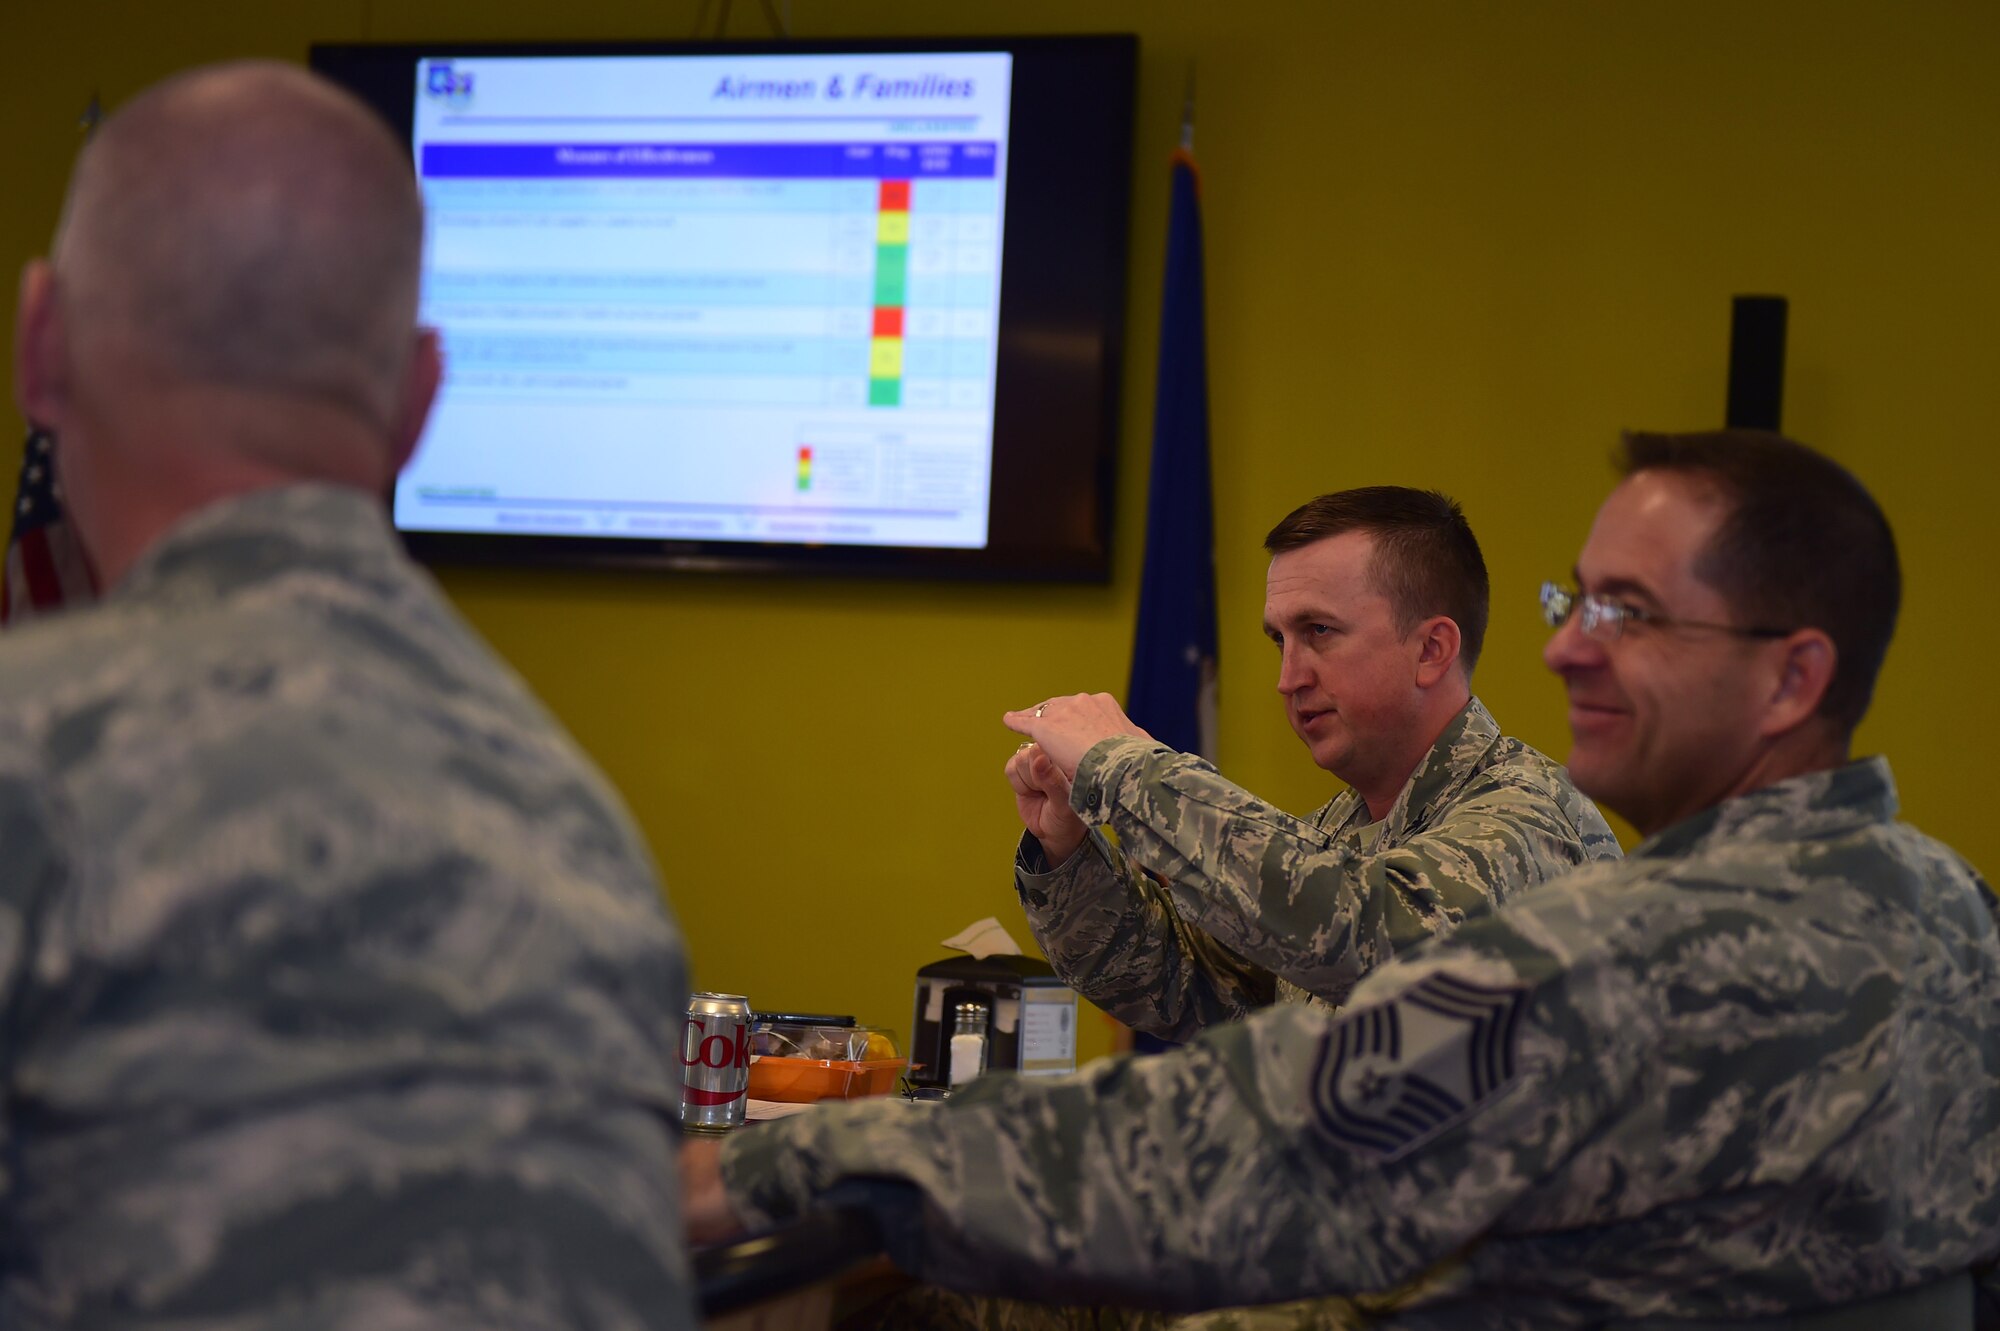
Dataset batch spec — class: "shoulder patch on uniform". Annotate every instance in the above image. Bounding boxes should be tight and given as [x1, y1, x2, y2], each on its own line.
[1310, 971, 1530, 1160]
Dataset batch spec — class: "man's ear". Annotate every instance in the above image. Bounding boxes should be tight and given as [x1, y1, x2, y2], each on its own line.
[386, 327, 441, 477]
[15, 260, 68, 429]
[1759, 629, 1838, 738]
[1413, 615, 1463, 689]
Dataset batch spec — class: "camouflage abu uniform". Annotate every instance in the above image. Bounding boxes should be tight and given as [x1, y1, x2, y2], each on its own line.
[1017, 698, 1620, 1037]
[0, 486, 695, 1329]
[728, 758, 2000, 1328]
[982, 701, 1618, 1327]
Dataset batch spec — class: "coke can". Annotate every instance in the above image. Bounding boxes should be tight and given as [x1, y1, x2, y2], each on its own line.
[680, 992, 753, 1133]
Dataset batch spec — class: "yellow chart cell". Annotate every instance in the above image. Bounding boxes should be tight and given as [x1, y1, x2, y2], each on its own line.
[869, 337, 905, 377]
[875, 210, 911, 245]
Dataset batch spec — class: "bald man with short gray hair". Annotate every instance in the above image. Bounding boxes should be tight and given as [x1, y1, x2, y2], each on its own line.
[20, 62, 436, 585]
[4, 62, 697, 1328]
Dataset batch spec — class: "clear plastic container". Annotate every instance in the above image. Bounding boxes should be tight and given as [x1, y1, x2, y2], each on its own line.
[747, 1020, 906, 1103]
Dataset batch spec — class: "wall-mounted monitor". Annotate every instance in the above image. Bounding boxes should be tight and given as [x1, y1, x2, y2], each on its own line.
[310, 35, 1136, 581]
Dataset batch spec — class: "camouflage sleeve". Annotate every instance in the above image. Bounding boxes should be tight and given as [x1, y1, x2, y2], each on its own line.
[0, 736, 68, 1208]
[720, 927, 1643, 1310]
[1069, 736, 1599, 1006]
[1015, 831, 1276, 1041]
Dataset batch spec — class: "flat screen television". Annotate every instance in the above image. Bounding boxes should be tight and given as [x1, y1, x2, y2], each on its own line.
[309, 35, 1136, 581]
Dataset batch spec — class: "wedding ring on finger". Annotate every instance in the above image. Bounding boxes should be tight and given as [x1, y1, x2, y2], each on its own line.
[1034, 702, 1048, 718]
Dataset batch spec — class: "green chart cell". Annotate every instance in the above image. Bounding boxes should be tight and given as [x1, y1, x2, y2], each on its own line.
[872, 244, 908, 306]
[869, 378, 902, 407]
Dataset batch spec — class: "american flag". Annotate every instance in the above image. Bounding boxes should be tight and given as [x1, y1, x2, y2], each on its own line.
[2, 428, 97, 627]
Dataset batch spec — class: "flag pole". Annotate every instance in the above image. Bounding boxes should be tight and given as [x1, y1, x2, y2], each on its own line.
[1181, 62, 1195, 153]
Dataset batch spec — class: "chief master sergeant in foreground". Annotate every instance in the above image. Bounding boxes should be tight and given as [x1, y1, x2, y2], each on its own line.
[687, 431, 1999, 1329]
[1, 63, 697, 1326]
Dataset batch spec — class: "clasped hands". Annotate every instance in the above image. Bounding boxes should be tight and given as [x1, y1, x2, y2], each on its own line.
[1002, 692, 1153, 868]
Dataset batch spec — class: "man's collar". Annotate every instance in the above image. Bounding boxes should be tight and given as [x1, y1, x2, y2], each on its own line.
[1631, 757, 1900, 861]
[113, 483, 396, 602]
[1367, 697, 1501, 840]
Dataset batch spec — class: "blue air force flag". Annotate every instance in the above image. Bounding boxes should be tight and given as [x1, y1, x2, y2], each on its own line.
[1126, 147, 1219, 761]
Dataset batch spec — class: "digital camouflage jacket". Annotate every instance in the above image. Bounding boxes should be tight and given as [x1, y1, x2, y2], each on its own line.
[1016, 698, 1620, 1037]
[730, 759, 1999, 1328]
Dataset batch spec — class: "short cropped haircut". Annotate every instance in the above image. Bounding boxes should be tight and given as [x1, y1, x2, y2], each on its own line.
[1264, 487, 1490, 676]
[1618, 430, 1901, 733]
[59, 63, 424, 427]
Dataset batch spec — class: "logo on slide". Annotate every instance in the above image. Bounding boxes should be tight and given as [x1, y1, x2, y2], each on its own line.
[425, 62, 474, 106]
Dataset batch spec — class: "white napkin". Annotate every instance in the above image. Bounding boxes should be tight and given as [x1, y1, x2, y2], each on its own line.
[941, 916, 1024, 959]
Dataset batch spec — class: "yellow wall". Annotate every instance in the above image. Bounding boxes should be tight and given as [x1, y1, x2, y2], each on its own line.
[6, 2, 1997, 1066]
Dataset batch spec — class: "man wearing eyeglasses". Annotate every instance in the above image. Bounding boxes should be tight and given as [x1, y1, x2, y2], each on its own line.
[1537, 476, 1831, 845]
[688, 432, 1998, 1329]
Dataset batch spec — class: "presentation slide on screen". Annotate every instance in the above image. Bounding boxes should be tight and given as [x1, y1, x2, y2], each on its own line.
[400, 51, 1013, 547]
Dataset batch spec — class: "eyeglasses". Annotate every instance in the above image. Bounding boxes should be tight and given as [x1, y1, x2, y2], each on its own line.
[1540, 582, 1793, 643]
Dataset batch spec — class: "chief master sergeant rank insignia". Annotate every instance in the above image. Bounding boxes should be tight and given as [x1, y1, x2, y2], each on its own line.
[1312, 971, 1531, 1159]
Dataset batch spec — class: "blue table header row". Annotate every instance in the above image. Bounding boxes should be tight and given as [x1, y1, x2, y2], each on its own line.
[421, 141, 1001, 180]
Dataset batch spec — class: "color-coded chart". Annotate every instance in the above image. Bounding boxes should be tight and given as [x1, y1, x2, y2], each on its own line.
[400, 50, 1013, 550]
[421, 168, 998, 413]
[871, 180, 910, 407]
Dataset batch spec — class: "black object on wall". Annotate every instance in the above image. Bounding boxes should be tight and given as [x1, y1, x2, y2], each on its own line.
[310, 35, 1137, 584]
[1726, 295, 1788, 431]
